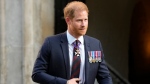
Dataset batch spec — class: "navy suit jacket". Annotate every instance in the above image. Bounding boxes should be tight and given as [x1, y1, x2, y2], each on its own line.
[32, 32, 112, 84]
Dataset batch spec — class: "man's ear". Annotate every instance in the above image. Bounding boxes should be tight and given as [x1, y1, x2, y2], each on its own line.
[65, 17, 71, 24]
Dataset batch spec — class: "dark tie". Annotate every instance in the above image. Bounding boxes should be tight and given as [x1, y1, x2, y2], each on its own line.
[70, 40, 81, 79]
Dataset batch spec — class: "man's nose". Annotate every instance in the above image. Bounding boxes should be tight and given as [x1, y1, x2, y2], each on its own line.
[81, 21, 85, 26]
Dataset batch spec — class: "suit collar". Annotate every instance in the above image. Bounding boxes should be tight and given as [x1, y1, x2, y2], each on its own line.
[83, 35, 90, 84]
[60, 32, 68, 43]
[60, 32, 70, 79]
[83, 35, 90, 47]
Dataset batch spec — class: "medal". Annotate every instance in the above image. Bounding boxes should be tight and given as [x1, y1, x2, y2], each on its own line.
[92, 51, 96, 63]
[98, 51, 101, 62]
[88, 51, 102, 63]
[93, 58, 96, 63]
[95, 51, 98, 62]
[89, 56, 92, 63]
[88, 51, 92, 63]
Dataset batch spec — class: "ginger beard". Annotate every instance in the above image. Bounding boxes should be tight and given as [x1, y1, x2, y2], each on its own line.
[67, 10, 88, 38]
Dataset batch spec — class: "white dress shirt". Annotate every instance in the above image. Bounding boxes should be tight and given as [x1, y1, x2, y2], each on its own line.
[67, 30, 85, 84]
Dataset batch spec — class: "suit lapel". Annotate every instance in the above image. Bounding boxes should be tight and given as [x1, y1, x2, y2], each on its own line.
[84, 35, 90, 84]
[60, 33, 70, 79]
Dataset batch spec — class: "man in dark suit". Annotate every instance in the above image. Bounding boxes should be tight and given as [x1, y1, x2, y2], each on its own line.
[32, 1, 112, 84]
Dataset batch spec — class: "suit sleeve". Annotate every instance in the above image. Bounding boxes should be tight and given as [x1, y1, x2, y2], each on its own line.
[96, 41, 113, 84]
[31, 38, 67, 84]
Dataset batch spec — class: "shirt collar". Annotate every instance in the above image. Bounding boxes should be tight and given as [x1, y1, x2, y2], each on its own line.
[67, 30, 84, 45]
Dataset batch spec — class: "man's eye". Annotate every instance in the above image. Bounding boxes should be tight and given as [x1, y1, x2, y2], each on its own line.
[77, 20, 82, 22]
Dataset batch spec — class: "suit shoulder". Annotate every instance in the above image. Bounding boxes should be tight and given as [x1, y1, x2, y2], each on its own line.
[84, 35, 100, 42]
[45, 33, 64, 41]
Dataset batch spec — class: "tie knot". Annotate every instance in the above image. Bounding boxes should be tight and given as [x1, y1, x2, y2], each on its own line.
[72, 40, 80, 48]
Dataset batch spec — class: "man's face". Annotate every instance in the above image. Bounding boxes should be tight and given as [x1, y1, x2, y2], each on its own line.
[67, 10, 88, 38]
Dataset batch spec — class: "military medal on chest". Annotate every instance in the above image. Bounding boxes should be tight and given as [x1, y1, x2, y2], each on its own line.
[88, 51, 102, 63]
[88, 51, 92, 63]
[95, 51, 98, 62]
[98, 51, 102, 62]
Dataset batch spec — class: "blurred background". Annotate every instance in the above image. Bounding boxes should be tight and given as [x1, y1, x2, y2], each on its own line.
[0, 0, 150, 84]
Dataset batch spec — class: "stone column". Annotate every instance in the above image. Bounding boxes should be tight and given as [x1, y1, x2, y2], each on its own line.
[23, 0, 35, 83]
[23, 0, 54, 84]
[0, 0, 24, 84]
[0, 0, 7, 84]
[0, 0, 54, 84]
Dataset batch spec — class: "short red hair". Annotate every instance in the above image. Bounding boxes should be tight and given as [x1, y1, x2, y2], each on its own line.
[63, 1, 89, 19]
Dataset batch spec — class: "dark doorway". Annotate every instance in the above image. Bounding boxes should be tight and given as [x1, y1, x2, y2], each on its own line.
[129, 0, 150, 84]
[54, 0, 85, 34]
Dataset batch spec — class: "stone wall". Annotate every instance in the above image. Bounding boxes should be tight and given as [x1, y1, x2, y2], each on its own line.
[0, 0, 54, 84]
